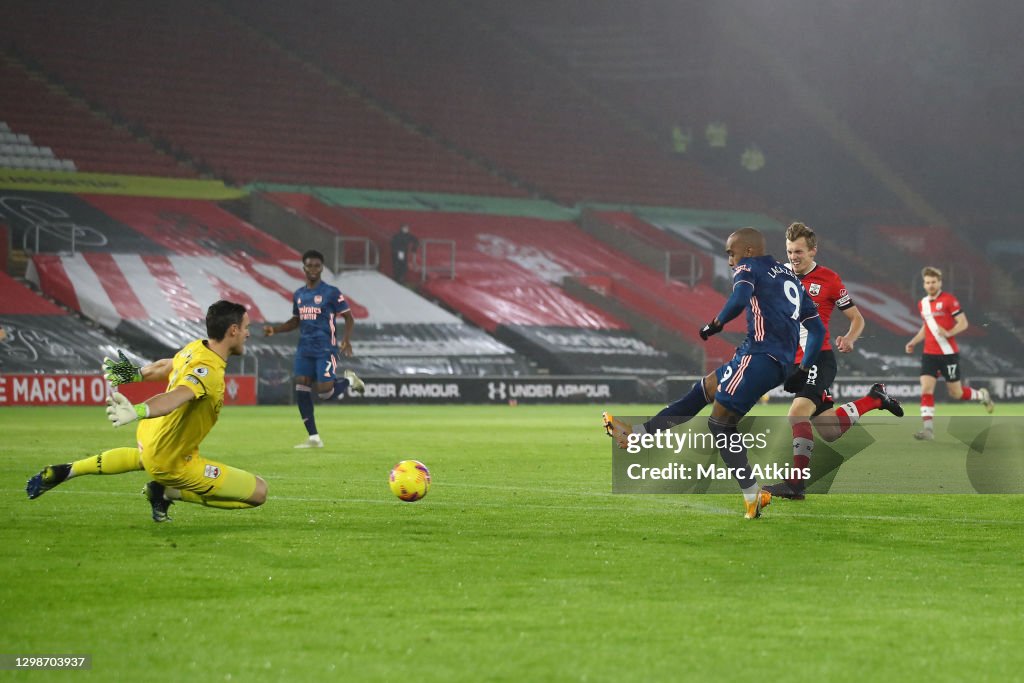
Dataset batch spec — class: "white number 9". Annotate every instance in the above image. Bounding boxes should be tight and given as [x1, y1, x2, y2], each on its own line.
[784, 280, 802, 320]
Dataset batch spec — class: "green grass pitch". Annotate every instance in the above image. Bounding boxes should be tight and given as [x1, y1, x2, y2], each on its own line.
[2, 403, 1023, 681]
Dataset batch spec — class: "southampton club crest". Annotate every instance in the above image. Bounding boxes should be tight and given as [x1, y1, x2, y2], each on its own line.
[808, 283, 821, 296]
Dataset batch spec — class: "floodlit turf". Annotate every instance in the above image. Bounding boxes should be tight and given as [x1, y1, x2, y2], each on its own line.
[2, 403, 1023, 681]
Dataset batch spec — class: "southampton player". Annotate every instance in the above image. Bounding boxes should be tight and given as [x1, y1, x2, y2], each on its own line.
[264, 249, 364, 449]
[608, 228, 826, 518]
[905, 266, 994, 440]
[765, 223, 904, 500]
[26, 300, 267, 522]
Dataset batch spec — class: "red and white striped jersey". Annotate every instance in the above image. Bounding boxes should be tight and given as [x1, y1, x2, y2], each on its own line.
[793, 264, 854, 363]
[919, 291, 962, 355]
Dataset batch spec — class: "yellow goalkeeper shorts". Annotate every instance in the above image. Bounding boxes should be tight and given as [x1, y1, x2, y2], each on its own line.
[141, 448, 258, 502]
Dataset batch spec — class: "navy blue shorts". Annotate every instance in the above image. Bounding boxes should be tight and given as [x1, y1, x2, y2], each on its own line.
[714, 352, 786, 415]
[294, 352, 339, 383]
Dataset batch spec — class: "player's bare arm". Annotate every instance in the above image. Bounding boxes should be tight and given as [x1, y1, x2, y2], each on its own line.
[940, 313, 969, 338]
[834, 305, 865, 353]
[906, 324, 927, 353]
[264, 316, 300, 337]
[338, 310, 355, 357]
[139, 358, 174, 382]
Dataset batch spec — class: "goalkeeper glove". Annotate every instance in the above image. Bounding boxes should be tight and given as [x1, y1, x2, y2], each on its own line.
[699, 319, 723, 341]
[784, 366, 810, 393]
[106, 392, 149, 428]
[103, 350, 142, 387]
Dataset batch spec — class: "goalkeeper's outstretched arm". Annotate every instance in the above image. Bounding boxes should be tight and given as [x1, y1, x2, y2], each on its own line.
[106, 386, 195, 427]
[140, 385, 194, 416]
[103, 351, 173, 387]
[139, 358, 174, 382]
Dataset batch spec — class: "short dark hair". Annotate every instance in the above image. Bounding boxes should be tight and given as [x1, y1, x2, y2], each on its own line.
[206, 300, 247, 341]
[302, 249, 325, 264]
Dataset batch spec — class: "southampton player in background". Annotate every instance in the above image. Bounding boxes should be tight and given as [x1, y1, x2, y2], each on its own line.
[765, 223, 903, 500]
[905, 266, 994, 440]
[607, 227, 826, 518]
[26, 300, 268, 522]
[265, 249, 365, 449]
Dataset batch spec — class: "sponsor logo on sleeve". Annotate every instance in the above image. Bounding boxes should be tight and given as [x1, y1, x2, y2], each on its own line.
[194, 366, 209, 377]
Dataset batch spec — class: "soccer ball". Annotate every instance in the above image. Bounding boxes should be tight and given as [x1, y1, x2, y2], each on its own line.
[389, 460, 431, 502]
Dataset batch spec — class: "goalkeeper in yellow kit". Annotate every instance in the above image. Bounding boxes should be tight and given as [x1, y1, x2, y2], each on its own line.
[25, 300, 267, 522]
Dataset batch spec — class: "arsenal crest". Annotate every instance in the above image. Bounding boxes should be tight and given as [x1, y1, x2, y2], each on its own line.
[808, 283, 821, 296]
[314, 295, 323, 304]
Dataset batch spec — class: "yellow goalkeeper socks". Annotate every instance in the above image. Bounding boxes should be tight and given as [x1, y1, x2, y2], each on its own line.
[69, 447, 143, 477]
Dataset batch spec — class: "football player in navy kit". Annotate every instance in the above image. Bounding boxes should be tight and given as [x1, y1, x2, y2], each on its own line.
[607, 228, 826, 518]
[264, 250, 364, 448]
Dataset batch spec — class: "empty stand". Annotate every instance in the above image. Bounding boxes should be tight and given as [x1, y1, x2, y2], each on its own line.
[264, 193, 627, 331]
[0, 270, 65, 316]
[0, 270, 122, 374]
[221, 0, 755, 209]
[0, 124, 77, 172]
[20, 193, 305, 327]
[5, 0, 526, 195]
[6, 191, 530, 398]
[477, 1, 914, 227]
[863, 224, 993, 304]
[259, 193, 708, 374]
[0, 57, 194, 178]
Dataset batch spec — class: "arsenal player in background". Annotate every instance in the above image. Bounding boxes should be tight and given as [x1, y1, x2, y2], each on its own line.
[766, 223, 903, 501]
[905, 266, 994, 441]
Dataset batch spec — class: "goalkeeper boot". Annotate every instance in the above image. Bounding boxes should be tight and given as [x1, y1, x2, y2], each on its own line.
[978, 387, 995, 414]
[26, 464, 72, 500]
[744, 488, 772, 519]
[602, 411, 632, 449]
[868, 383, 904, 417]
[764, 479, 806, 500]
[143, 481, 173, 523]
[344, 370, 365, 395]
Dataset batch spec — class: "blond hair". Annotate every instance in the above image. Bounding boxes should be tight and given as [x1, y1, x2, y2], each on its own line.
[785, 222, 817, 250]
[922, 266, 942, 280]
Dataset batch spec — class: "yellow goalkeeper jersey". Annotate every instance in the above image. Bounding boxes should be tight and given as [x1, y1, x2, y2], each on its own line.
[136, 339, 226, 462]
